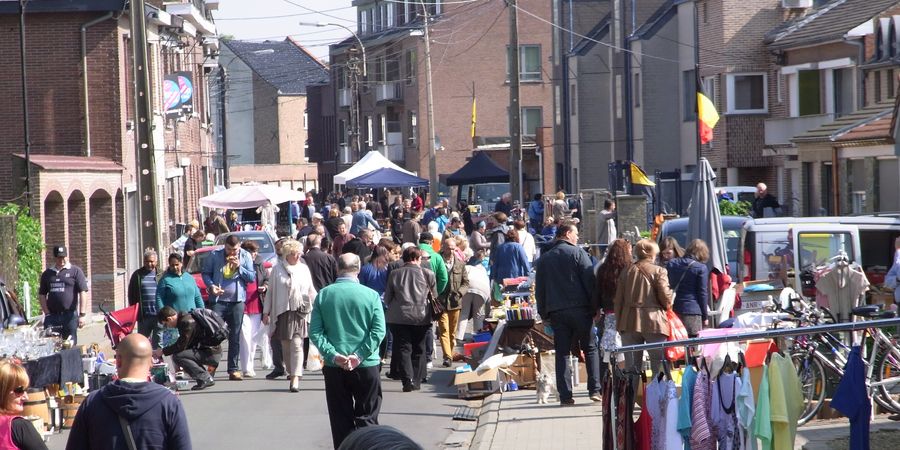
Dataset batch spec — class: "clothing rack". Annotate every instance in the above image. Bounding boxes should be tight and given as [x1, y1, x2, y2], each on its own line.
[605, 316, 900, 450]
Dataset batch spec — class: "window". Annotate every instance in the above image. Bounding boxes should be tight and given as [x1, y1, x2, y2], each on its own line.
[365, 116, 373, 148]
[407, 111, 417, 146]
[889, 69, 896, 99]
[570, 84, 577, 116]
[336, 66, 346, 90]
[507, 45, 542, 82]
[702, 75, 717, 105]
[404, 49, 417, 85]
[683, 70, 696, 120]
[834, 68, 854, 117]
[521, 107, 542, 137]
[303, 111, 308, 130]
[386, 3, 395, 28]
[633, 73, 641, 108]
[798, 70, 821, 116]
[727, 73, 767, 114]
[338, 119, 347, 145]
[875, 71, 882, 102]
[385, 49, 401, 82]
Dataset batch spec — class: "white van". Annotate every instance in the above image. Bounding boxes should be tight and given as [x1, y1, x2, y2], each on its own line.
[738, 217, 900, 301]
[718, 186, 757, 204]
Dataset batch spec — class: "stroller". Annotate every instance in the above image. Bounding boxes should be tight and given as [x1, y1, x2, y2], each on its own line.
[98, 301, 140, 349]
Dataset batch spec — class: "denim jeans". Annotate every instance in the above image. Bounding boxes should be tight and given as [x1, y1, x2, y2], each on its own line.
[45, 311, 78, 344]
[213, 301, 245, 373]
[549, 307, 601, 401]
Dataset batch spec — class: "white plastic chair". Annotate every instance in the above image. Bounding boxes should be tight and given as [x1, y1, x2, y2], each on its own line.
[708, 283, 737, 327]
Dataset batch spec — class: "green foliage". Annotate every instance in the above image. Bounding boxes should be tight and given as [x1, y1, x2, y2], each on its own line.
[0, 204, 44, 318]
[639, 230, 651, 239]
[719, 199, 751, 217]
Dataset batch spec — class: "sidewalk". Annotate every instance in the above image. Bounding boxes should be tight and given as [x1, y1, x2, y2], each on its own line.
[471, 388, 900, 450]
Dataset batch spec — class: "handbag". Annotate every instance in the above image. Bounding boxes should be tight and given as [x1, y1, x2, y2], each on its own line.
[665, 310, 689, 362]
[421, 267, 444, 321]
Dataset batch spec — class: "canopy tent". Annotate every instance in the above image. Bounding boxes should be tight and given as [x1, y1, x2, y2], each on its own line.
[346, 167, 429, 189]
[198, 183, 304, 210]
[334, 151, 416, 185]
[446, 151, 509, 185]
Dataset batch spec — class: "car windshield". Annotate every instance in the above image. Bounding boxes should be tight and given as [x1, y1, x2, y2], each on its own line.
[187, 251, 211, 274]
[214, 233, 274, 254]
[667, 229, 741, 264]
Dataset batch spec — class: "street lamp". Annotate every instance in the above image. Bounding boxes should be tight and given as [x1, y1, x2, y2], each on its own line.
[299, 22, 366, 77]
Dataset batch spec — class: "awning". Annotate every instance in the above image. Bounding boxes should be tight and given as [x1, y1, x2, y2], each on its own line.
[346, 167, 429, 189]
[334, 151, 416, 185]
[445, 151, 509, 186]
[198, 183, 304, 209]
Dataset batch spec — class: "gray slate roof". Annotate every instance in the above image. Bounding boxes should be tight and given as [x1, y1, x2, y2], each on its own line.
[223, 39, 328, 95]
[765, 0, 900, 49]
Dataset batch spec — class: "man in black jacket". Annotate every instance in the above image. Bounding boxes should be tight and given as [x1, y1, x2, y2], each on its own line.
[67, 333, 192, 449]
[342, 228, 374, 263]
[156, 306, 221, 390]
[304, 233, 339, 292]
[535, 223, 600, 406]
[127, 250, 159, 344]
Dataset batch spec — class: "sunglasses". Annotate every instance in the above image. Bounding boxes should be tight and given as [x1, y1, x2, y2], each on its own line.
[12, 386, 25, 395]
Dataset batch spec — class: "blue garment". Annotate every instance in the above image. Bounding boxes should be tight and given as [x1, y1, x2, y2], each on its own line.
[540, 225, 557, 238]
[422, 208, 437, 225]
[666, 257, 710, 321]
[290, 202, 301, 222]
[66, 380, 191, 449]
[435, 215, 450, 233]
[359, 263, 389, 295]
[831, 346, 869, 450]
[200, 247, 255, 304]
[528, 200, 544, 220]
[489, 242, 531, 283]
[350, 210, 382, 235]
[678, 365, 698, 450]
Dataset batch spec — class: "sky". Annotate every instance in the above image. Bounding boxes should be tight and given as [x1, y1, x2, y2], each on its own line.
[212, 0, 358, 62]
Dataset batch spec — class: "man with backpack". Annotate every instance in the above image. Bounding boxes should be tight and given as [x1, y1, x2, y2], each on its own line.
[156, 306, 227, 390]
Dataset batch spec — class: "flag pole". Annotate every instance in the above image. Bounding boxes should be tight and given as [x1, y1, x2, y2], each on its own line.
[694, 0, 702, 166]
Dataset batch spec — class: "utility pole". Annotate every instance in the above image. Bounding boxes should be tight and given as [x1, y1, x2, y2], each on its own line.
[130, 0, 160, 253]
[348, 47, 363, 161]
[420, 1, 438, 200]
[19, 0, 32, 214]
[219, 67, 230, 187]
[508, 0, 522, 204]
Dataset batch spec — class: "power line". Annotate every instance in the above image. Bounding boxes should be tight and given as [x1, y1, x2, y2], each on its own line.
[213, 5, 356, 21]
[281, 0, 357, 24]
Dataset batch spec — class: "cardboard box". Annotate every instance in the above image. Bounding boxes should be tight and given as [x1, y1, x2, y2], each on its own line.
[453, 368, 501, 399]
[505, 354, 537, 388]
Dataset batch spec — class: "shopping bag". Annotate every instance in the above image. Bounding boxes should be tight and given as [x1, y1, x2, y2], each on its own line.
[665, 310, 688, 362]
[306, 343, 324, 372]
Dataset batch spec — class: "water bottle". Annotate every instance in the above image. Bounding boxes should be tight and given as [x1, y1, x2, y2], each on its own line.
[507, 379, 518, 391]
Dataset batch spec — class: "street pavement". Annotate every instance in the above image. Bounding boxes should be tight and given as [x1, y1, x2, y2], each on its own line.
[45, 323, 467, 449]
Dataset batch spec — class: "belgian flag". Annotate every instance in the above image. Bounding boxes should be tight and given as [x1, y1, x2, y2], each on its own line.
[629, 162, 656, 202]
[698, 92, 719, 144]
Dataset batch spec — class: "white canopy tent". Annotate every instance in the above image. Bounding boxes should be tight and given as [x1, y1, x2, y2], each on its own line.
[333, 151, 416, 185]
[198, 183, 305, 209]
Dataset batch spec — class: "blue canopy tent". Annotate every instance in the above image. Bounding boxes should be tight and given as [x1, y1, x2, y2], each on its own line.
[446, 151, 510, 185]
[345, 167, 429, 189]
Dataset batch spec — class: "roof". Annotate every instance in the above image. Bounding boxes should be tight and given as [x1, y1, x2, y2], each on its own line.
[446, 151, 510, 186]
[571, 13, 612, 56]
[765, 0, 900, 50]
[223, 39, 328, 95]
[0, 0, 126, 14]
[632, 0, 679, 41]
[14, 154, 124, 172]
[792, 102, 895, 143]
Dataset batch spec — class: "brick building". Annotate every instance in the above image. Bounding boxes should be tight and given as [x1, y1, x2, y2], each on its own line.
[0, 0, 221, 311]
[214, 38, 326, 190]
[317, 0, 554, 202]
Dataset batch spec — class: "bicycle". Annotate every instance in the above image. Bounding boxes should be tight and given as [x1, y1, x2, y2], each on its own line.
[774, 296, 900, 425]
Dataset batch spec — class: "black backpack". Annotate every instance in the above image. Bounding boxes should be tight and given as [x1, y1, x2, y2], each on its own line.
[190, 308, 229, 347]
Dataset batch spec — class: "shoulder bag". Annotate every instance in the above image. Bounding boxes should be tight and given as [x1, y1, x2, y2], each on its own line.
[118, 416, 138, 450]
[420, 267, 443, 321]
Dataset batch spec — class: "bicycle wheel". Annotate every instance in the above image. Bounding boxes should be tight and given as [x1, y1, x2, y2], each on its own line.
[791, 351, 826, 425]
[873, 348, 900, 414]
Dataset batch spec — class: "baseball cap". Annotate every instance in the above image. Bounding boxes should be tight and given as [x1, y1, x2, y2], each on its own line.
[53, 245, 67, 258]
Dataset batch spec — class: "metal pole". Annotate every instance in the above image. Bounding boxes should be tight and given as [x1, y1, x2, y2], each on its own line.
[508, 0, 522, 204]
[130, 0, 160, 253]
[19, 0, 32, 214]
[694, 0, 702, 165]
[420, 2, 439, 198]
[219, 66, 229, 187]
[348, 48, 362, 160]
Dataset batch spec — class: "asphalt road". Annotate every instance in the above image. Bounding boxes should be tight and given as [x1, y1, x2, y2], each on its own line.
[46, 338, 465, 449]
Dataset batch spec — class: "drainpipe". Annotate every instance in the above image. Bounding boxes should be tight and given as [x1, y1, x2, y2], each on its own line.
[81, 12, 115, 157]
[844, 36, 865, 111]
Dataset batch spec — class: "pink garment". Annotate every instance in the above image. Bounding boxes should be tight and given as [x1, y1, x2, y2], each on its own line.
[814, 267, 831, 308]
[0, 415, 18, 449]
[691, 371, 715, 450]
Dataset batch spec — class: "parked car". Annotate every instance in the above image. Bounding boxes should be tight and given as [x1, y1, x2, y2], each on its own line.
[656, 216, 748, 279]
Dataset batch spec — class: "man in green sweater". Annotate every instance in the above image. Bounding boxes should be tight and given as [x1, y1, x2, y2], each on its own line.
[310, 253, 386, 449]
[417, 232, 448, 293]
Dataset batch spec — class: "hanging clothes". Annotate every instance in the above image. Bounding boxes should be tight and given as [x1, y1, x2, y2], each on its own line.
[678, 365, 698, 450]
[814, 263, 869, 322]
[830, 346, 870, 450]
[634, 383, 652, 450]
[768, 353, 805, 450]
[603, 374, 636, 450]
[736, 366, 757, 450]
[690, 370, 715, 450]
[753, 364, 772, 450]
[710, 371, 742, 450]
[646, 376, 682, 449]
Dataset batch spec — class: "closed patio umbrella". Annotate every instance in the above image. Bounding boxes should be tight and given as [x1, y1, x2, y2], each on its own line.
[688, 158, 727, 275]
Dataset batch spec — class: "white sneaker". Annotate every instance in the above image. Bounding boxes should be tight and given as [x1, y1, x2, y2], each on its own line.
[426, 362, 434, 370]
[244, 371, 256, 378]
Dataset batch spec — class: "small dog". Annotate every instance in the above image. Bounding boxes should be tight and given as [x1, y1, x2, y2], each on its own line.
[536, 372, 555, 404]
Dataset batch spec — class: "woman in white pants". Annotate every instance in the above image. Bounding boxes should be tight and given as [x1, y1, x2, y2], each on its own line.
[263, 239, 317, 392]
[457, 260, 490, 341]
[239, 241, 272, 377]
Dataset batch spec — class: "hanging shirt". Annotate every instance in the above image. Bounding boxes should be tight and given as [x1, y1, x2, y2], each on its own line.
[663, 379, 682, 449]
[634, 384, 652, 450]
[710, 372, 742, 450]
[815, 265, 869, 322]
[830, 346, 870, 450]
[691, 371, 715, 450]
[768, 353, 805, 450]
[753, 364, 772, 450]
[678, 366, 698, 450]
[736, 367, 757, 450]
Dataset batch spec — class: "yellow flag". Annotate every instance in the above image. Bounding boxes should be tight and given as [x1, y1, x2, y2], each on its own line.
[471, 97, 477, 138]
